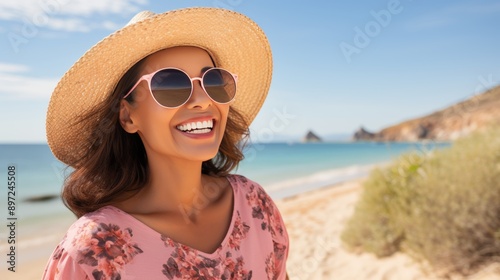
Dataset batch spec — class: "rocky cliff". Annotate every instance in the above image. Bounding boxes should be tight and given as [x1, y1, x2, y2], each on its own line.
[353, 85, 500, 141]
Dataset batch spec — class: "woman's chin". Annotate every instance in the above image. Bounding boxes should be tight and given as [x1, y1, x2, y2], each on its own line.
[179, 147, 220, 162]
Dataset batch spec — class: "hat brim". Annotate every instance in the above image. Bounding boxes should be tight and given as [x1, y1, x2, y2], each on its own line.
[46, 7, 272, 166]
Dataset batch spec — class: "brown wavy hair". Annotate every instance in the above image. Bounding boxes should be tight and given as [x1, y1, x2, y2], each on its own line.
[62, 52, 249, 217]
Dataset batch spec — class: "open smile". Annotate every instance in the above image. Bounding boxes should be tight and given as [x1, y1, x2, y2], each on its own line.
[176, 118, 215, 134]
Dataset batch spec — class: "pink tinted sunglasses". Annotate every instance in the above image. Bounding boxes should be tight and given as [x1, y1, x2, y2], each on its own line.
[123, 67, 237, 108]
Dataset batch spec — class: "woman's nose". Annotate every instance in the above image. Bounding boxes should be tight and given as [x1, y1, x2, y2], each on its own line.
[186, 78, 211, 109]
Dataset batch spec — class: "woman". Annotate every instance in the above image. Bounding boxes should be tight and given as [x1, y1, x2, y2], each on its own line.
[43, 8, 289, 280]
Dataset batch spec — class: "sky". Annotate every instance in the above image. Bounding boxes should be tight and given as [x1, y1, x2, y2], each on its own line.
[0, 0, 499, 143]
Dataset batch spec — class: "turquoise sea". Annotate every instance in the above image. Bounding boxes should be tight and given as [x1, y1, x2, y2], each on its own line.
[0, 141, 452, 267]
[0, 142, 451, 221]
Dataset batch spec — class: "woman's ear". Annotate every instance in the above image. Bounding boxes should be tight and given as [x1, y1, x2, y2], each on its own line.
[119, 100, 138, 133]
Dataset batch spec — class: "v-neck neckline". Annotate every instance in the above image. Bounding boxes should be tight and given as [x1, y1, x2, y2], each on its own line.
[103, 176, 237, 257]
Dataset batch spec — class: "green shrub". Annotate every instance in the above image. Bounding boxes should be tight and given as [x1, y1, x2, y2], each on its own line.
[341, 125, 500, 275]
[341, 152, 425, 256]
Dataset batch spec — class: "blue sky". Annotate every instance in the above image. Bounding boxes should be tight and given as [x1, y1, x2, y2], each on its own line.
[1, 0, 499, 143]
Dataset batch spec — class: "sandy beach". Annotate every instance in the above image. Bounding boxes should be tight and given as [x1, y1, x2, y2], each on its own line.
[277, 179, 500, 280]
[2, 178, 500, 280]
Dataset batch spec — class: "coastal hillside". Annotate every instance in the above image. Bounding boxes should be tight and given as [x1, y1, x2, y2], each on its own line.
[353, 85, 500, 141]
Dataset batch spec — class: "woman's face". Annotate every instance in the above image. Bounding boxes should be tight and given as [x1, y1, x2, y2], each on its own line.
[120, 46, 230, 162]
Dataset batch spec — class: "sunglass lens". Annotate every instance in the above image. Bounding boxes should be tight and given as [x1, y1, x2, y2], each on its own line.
[151, 69, 191, 107]
[203, 69, 236, 103]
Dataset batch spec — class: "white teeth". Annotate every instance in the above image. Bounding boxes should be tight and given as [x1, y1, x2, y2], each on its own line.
[176, 119, 214, 132]
[186, 128, 211, 134]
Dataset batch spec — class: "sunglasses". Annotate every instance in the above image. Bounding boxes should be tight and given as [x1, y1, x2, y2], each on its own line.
[122, 67, 237, 108]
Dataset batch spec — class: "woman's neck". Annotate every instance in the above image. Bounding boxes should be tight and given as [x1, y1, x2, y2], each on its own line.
[151, 152, 205, 207]
[116, 151, 208, 217]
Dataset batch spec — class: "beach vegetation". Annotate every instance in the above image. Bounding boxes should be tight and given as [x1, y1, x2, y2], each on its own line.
[341, 124, 500, 275]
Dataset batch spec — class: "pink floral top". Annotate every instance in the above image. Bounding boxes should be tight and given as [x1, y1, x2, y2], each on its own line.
[43, 175, 289, 280]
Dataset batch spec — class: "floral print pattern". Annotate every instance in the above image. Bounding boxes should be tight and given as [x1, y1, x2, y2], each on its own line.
[228, 211, 250, 251]
[52, 233, 67, 261]
[265, 242, 288, 280]
[244, 178, 285, 239]
[161, 212, 252, 279]
[72, 222, 143, 280]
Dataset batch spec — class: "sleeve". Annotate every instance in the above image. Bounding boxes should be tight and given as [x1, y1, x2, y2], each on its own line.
[42, 244, 90, 280]
[266, 190, 290, 280]
[234, 175, 290, 279]
[245, 175, 289, 248]
[269, 193, 290, 248]
[42, 208, 145, 280]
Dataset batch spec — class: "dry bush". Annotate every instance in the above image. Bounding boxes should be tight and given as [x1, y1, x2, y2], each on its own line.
[341, 125, 500, 275]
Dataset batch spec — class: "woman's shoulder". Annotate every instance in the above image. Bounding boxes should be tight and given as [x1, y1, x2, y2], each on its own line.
[57, 206, 139, 254]
[227, 174, 273, 206]
[226, 174, 262, 192]
[227, 174, 288, 245]
[43, 206, 145, 279]
[226, 174, 271, 206]
[70, 205, 128, 230]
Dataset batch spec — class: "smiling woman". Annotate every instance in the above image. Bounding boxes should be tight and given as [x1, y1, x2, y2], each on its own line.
[42, 7, 289, 280]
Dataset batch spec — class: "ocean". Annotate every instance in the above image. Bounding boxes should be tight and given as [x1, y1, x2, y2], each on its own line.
[0, 141, 452, 268]
[0, 142, 450, 221]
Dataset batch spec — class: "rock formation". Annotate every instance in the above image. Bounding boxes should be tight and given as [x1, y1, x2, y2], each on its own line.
[353, 85, 500, 141]
[303, 130, 322, 142]
[353, 127, 376, 141]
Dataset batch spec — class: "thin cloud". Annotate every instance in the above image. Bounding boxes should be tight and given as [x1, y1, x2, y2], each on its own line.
[55, 0, 148, 17]
[0, 63, 30, 73]
[0, 63, 58, 99]
[0, 0, 147, 32]
[43, 17, 91, 32]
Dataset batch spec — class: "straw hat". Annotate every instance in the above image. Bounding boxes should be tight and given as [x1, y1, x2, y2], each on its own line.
[46, 7, 272, 166]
